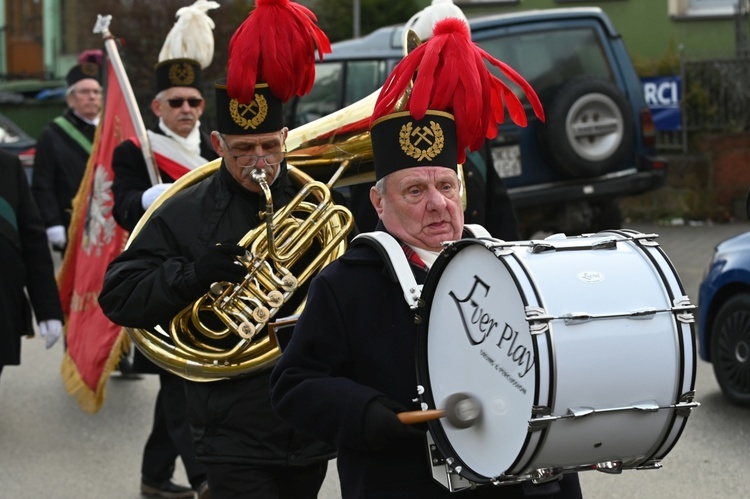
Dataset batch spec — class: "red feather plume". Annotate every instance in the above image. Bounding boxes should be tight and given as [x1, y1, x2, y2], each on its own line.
[373, 17, 545, 163]
[227, 0, 331, 104]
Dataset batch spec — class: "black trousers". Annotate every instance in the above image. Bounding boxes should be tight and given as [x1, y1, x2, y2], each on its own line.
[202, 460, 328, 499]
[142, 372, 206, 489]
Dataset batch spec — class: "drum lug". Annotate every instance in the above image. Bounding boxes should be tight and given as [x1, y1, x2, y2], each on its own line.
[525, 307, 551, 334]
[529, 406, 553, 431]
[675, 391, 700, 417]
[672, 296, 696, 323]
[531, 467, 564, 483]
[595, 460, 624, 474]
[425, 433, 475, 492]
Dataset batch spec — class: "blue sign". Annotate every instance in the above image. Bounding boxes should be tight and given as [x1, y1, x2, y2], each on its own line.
[642, 76, 682, 131]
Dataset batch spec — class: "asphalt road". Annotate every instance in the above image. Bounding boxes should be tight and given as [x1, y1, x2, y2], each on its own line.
[1, 221, 749, 498]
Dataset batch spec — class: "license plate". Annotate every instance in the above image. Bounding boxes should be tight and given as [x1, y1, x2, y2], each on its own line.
[491, 145, 521, 178]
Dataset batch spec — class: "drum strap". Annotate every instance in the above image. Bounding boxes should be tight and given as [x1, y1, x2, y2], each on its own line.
[464, 224, 492, 239]
[351, 232, 422, 309]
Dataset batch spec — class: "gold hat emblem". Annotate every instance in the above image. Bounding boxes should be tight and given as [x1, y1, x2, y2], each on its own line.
[81, 63, 99, 77]
[399, 121, 445, 161]
[229, 93, 268, 130]
[168, 62, 196, 86]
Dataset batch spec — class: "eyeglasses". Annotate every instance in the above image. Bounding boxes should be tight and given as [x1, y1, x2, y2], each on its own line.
[219, 133, 286, 168]
[166, 98, 203, 108]
[75, 88, 102, 96]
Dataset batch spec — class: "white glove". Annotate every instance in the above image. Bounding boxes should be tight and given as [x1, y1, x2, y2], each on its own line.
[46, 225, 67, 249]
[141, 183, 172, 209]
[39, 319, 63, 349]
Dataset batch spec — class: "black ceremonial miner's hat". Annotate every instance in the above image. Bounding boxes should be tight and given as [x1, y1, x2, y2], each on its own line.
[66, 62, 100, 87]
[215, 0, 331, 136]
[370, 110, 458, 181]
[214, 79, 283, 135]
[154, 58, 203, 93]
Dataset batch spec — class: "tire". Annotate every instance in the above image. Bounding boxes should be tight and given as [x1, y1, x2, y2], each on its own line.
[540, 77, 634, 178]
[710, 293, 750, 407]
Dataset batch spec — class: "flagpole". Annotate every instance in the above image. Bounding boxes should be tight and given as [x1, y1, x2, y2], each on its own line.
[93, 15, 162, 186]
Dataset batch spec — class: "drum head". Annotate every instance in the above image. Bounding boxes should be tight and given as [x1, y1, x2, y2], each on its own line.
[417, 240, 537, 482]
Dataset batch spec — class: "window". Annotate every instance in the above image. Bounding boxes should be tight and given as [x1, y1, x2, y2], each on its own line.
[287, 60, 388, 128]
[288, 63, 343, 128]
[476, 28, 612, 100]
[669, 0, 747, 18]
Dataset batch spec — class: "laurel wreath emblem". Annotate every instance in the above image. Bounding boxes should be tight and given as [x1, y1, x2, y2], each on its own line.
[81, 63, 99, 77]
[168, 63, 195, 86]
[229, 94, 268, 130]
[399, 121, 445, 161]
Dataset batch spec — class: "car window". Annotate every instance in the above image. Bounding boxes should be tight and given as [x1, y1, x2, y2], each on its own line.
[291, 62, 344, 128]
[343, 60, 388, 106]
[476, 27, 613, 99]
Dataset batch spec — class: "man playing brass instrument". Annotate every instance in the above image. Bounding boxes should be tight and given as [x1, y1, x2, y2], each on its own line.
[108, 3, 218, 496]
[100, 1, 337, 497]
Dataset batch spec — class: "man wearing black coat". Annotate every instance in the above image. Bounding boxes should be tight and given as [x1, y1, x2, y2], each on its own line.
[99, 2, 338, 497]
[32, 63, 102, 253]
[108, 56, 216, 498]
[269, 14, 582, 499]
[0, 149, 64, 378]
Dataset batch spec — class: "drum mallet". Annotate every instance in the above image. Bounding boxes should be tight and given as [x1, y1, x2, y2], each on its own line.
[397, 392, 481, 429]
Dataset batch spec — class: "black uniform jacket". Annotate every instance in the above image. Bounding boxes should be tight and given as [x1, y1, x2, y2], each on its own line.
[31, 109, 96, 229]
[0, 150, 63, 366]
[270, 223, 581, 498]
[99, 162, 335, 467]
[111, 123, 217, 232]
[110, 124, 217, 373]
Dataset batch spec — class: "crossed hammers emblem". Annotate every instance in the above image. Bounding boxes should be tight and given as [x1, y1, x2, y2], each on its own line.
[411, 126, 435, 147]
[237, 101, 261, 119]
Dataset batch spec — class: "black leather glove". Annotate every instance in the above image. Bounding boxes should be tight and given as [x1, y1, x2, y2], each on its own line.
[363, 396, 426, 451]
[194, 244, 248, 290]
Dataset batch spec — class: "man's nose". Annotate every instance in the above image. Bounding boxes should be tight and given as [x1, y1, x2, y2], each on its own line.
[425, 186, 448, 209]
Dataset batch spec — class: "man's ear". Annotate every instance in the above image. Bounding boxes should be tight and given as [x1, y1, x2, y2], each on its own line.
[151, 98, 162, 117]
[370, 185, 384, 218]
[210, 131, 223, 155]
[281, 127, 289, 146]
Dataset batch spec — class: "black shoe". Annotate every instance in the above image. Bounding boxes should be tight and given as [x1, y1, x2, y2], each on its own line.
[140, 479, 195, 498]
[114, 356, 143, 380]
[196, 481, 211, 499]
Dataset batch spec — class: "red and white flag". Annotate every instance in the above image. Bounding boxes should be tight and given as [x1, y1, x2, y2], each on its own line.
[58, 60, 133, 414]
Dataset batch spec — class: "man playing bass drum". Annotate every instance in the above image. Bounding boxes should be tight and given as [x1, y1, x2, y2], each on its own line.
[269, 15, 583, 499]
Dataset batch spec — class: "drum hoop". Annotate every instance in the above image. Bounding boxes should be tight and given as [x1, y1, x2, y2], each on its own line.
[416, 238, 551, 482]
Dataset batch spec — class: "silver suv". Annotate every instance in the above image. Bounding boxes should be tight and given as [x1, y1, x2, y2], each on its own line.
[285, 7, 666, 237]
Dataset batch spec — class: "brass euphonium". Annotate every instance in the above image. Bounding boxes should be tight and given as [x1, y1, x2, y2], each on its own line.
[124, 91, 380, 382]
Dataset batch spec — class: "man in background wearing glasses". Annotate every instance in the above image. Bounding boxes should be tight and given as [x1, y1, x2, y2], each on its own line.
[111, 57, 217, 233]
[32, 62, 103, 254]
[108, 55, 216, 499]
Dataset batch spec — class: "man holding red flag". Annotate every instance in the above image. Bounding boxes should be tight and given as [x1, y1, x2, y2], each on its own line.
[58, 58, 136, 413]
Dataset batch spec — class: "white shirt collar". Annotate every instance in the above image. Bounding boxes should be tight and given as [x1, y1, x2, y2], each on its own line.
[158, 118, 202, 155]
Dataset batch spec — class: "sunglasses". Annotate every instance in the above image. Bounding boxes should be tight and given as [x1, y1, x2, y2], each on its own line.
[166, 97, 203, 108]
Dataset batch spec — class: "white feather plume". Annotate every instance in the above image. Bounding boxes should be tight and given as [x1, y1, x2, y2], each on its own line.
[158, 0, 220, 69]
[404, 0, 467, 42]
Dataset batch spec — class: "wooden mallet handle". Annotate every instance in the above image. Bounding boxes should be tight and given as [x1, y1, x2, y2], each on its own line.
[397, 409, 445, 425]
[396, 393, 482, 429]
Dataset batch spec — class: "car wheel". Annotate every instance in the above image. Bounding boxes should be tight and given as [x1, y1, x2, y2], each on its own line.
[540, 77, 634, 178]
[710, 293, 750, 407]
